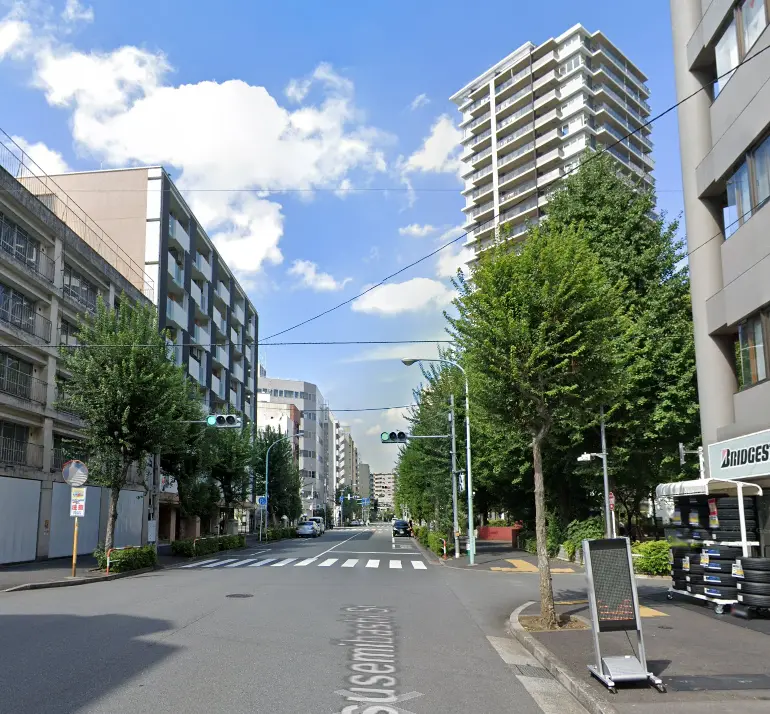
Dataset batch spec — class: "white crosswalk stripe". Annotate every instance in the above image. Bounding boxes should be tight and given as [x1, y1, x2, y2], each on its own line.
[177, 556, 428, 571]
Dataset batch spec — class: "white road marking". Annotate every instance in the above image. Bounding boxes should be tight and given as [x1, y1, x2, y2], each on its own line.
[224, 558, 261, 567]
[319, 558, 338, 567]
[366, 559, 379, 568]
[201, 558, 238, 568]
[271, 558, 297, 567]
[295, 558, 317, 567]
[248, 558, 277, 567]
[390, 560, 402, 569]
[411, 561, 427, 570]
[180, 559, 218, 568]
[342, 559, 358, 568]
[315, 532, 365, 558]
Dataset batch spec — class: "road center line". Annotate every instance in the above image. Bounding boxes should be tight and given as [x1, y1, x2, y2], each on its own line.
[314, 532, 364, 558]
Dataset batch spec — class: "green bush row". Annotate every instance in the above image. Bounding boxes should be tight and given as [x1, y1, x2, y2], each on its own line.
[632, 540, 670, 576]
[170, 534, 246, 557]
[94, 544, 157, 573]
[265, 527, 298, 541]
[427, 531, 454, 556]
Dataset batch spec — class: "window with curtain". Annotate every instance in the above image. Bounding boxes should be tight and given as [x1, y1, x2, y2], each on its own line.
[739, 314, 767, 386]
[725, 160, 752, 236]
[715, 19, 739, 95]
[741, 0, 767, 51]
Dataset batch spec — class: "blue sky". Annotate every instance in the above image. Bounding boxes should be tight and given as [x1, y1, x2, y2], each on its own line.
[0, 0, 684, 471]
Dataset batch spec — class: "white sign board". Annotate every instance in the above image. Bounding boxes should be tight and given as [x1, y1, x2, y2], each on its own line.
[147, 519, 157, 543]
[70, 487, 86, 518]
[708, 428, 770, 480]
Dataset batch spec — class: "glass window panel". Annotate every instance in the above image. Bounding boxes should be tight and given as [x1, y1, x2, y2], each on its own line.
[739, 315, 767, 385]
[725, 160, 752, 236]
[753, 133, 770, 209]
[715, 19, 739, 95]
[741, 0, 767, 51]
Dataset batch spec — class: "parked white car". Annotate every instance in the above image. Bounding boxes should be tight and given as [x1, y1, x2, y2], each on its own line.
[308, 517, 325, 534]
[297, 521, 319, 538]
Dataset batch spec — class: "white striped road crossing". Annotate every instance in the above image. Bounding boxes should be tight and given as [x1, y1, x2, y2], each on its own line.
[176, 557, 427, 571]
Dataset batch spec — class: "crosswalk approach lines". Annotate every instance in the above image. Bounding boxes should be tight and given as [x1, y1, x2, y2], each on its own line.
[178, 557, 428, 570]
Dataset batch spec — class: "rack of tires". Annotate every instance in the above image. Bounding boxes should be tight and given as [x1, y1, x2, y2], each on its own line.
[736, 558, 770, 611]
[666, 494, 760, 615]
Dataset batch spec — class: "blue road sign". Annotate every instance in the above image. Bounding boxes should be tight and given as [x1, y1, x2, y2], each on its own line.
[339, 495, 344, 504]
[258, 496, 267, 507]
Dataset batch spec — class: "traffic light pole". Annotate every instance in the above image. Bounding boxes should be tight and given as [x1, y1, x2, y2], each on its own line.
[449, 395, 460, 560]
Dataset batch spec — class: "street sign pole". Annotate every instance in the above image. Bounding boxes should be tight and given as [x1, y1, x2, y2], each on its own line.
[72, 515, 79, 577]
[63, 460, 88, 578]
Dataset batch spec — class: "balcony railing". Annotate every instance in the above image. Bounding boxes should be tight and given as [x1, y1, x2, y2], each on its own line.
[466, 183, 494, 201]
[499, 179, 537, 204]
[467, 111, 490, 130]
[496, 85, 531, 114]
[500, 196, 537, 223]
[473, 217, 496, 235]
[497, 122, 534, 151]
[0, 367, 47, 404]
[168, 252, 184, 285]
[497, 140, 534, 168]
[55, 385, 80, 415]
[599, 47, 650, 101]
[0, 437, 43, 468]
[497, 103, 534, 132]
[193, 252, 213, 281]
[597, 84, 645, 123]
[467, 128, 492, 147]
[495, 66, 531, 95]
[168, 216, 190, 252]
[0, 219, 56, 283]
[469, 164, 493, 182]
[0, 300, 52, 342]
[498, 160, 536, 187]
[466, 94, 490, 112]
[62, 284, 97, 314]
[467, 200, 494, 219]
[471, 146, 492, 164]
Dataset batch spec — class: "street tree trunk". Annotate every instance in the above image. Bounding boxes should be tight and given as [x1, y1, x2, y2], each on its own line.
[532, 434, 558, 628]
[104, 462, 131, 553]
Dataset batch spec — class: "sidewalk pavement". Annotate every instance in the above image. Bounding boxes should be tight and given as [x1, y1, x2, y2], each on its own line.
[0, 534, 268, 592]
[442, 540, 584, 574]
[515, 586, 770, 713]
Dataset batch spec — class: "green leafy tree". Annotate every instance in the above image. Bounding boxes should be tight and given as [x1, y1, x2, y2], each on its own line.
[59, 295, 198, 552]
[209, 421, 253, 522]
[448, 225, 627, 627]
[252, 427, 302, 524]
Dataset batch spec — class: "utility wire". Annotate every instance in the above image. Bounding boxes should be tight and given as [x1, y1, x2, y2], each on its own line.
[0, 339, 453, 349]
[284, 405, 415, 413]
[263, 45, 770, 342]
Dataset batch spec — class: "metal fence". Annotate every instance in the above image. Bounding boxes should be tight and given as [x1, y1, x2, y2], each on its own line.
[0, 366, 47, 404]
[0, 128, 155, 301]
[0, 215, 56, 283]
[0, 437, 43, 468]
[0, 299, 52, 342]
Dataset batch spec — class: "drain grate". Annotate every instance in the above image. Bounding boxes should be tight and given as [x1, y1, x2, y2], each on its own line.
[226, 593, 254, 599]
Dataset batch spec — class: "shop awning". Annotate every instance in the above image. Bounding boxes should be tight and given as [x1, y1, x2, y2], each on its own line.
[655, 478, 763, 499]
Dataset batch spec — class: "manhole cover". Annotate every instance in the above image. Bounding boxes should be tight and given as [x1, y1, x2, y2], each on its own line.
[226, 593, 253, 599]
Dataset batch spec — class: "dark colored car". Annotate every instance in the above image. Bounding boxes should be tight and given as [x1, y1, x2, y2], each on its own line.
[393, 520, 410, 537]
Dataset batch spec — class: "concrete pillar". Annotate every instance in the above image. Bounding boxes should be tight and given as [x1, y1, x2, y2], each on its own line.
[181, 516, 200, 540]
[168, 507, 177, 542]
[36, 482, 53, 559]
[53, 237, 63, 289]
[670, 0, 737, 461]
[42, 417, 53, 474]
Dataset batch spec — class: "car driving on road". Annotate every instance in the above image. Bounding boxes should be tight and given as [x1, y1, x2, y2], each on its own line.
[308, 516, 325, 534]
[393, 519, 410, 537]
[297, 521, 319, 538]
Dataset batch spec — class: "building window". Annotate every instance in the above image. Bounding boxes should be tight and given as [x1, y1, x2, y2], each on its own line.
[715, 19, 739, 94]
[738, 314, 767, 387]
[740, 0, 767, 52]
[753, 133, 770, 210]
[62, 265, 98, 312]
[725, 160, 752, 236]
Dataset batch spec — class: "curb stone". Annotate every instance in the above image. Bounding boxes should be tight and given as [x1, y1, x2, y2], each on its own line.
[508, 601, 618, 714]
[3, 565, 158, 592]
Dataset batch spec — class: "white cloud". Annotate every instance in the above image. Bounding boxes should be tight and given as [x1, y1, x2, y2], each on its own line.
[344, 341, 446, 363]
[402, 114, 462, 175]
[285, 77, 311, 103]
[399, 223, 435, 237]
[365, 424, 384, 436]
[363, 246, 380, 263]
[288, 259, 352, 292]
[335, 178, 352, 198]
[0, 10, 390, 282]
[435, 226, 473, 278]
[10, 135, 70, 174]
[62, 0, 94, 23]
[351, 277, 455, 316]
[409, 93, 430, 111]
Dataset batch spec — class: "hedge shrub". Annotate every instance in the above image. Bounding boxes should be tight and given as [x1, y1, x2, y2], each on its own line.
[266, 527, 298, 541]
[94, 544, 157, 573]
[170, 534, 246, 558]
[427, 531, 454, 556]
[632, 540, 670, 576]
[558, 517, 606, 561]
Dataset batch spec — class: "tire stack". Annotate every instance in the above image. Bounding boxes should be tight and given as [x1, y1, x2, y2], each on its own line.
[670, 544, 700, 591]
[671, 496, 712, 541]
[736, 558, 770, 609]
[710, 497, 759, 542]
[699, 545, 741, 600]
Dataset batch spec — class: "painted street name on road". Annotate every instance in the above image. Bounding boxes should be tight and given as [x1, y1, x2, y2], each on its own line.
[333, 605, 424, 714]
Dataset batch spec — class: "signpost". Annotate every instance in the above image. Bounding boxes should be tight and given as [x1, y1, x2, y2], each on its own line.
[582, 538, 665, 693]
[63, 460, 88, 578]
[257, 496, 267, 542]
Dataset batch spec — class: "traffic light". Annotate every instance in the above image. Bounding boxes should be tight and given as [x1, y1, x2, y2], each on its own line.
[205, 414, 242, 428]
[380, 431, 407, 444]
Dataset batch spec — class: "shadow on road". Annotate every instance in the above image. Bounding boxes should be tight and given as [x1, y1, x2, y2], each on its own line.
[0, 613, 178, 712]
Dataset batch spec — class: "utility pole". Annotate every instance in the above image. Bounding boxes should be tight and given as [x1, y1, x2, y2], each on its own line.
[449, 395, 460, 559]
[600, 405, 612, 539]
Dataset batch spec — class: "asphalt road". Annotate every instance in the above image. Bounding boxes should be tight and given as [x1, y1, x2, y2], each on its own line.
[0, 526, 589, 714]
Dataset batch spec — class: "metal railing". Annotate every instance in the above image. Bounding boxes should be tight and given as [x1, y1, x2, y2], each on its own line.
[466, 183, 494, 201]
[0, 366, 47, 404]
[497, 103, 534, 132]
[467, 128, 492, 147]
[500, 197, 537, 223]
[0, 300, 52, 342]
[62, 284, 97, 314]
[0, 128, 155, 301]
[597, 84, 646, 123]
[469, 164, 493, 182]
[495, 66, 531, 95]
[599, 47, 650, 102]
[497, 122, 534, 150]
[467, 111, 490, 130]
[0, 437, 43, 468]
[55, 385, 80, 415]
[0, 216, 55, 283]
[497, 140, 534, 168]
[467, 200, 494, 219]
[496, 85, 531, 114]
[499, 179, 537, 204]
[466, 94, 490, 112]
[498, 160, 536, 187]
[471, 146, 492, 164]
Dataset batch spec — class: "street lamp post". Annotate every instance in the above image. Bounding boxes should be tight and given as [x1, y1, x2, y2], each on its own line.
[263, 430, 303, 542]
[577, 406, 612, 538]
[402, 358, 476, 565]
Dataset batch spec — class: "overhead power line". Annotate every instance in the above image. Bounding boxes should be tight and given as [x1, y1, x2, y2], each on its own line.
[263, 45, 770, 342]
[0, 339, 453, 349]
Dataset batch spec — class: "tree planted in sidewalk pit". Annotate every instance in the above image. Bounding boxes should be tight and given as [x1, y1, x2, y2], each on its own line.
[59, 295, 198, 552]
[448, 225, 627, 628]
[251, 427, 302, 524]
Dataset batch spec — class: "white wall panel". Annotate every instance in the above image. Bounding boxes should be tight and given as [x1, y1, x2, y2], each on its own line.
[114, 489, 144, 547]
[48, 483, 102, 558]
[0, 477, 40, 564]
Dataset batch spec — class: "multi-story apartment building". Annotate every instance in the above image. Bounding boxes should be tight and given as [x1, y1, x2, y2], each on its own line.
[451, 23, 654, 264]
[256, 376, 331, 515]
[0, 130, 153, 563]
[671, 0, 770, 476]
[336, 425, 359, 493]
[358, 463, 371, 498]
[256, 398, 302, 461]
[373, 472, 396, 511]
[48, 168, 259, 424]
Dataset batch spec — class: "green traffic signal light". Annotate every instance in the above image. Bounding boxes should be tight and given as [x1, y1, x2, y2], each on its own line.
[206, 415, 217, 427]
[380, 432, 389, 442]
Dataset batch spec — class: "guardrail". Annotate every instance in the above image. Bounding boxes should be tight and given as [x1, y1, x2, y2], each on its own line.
[106, 546, 136, 574]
